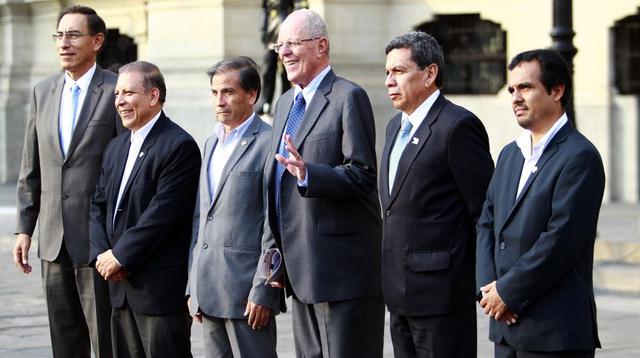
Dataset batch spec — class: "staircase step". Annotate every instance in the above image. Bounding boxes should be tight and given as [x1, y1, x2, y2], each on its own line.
[593, 262, 640, 294]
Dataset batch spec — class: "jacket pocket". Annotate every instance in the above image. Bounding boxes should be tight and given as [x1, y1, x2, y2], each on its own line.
[407, 250, 450, 272]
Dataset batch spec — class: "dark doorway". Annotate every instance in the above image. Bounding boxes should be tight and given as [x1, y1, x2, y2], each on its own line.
[98, 29, 138, 73]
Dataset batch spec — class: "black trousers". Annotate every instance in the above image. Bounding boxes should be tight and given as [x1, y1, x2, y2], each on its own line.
[41, 243, 112, 358]
[390, 306, 477, 358]
[495, 341, 595, 358]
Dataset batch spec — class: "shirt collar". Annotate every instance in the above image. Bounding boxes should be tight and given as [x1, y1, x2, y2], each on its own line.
[131, 110, 162, 144]
[214, 112, 256, 143]
[516, 112, 568, 159]
[294, 65, 332, 104]
[401, 89, 440, 129]
[64, 62, 97, 93]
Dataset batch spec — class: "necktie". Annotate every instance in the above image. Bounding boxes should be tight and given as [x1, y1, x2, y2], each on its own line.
[388, 119, 413, 194]
[61, 84, 81, 156]
[275, 92, 306, 228]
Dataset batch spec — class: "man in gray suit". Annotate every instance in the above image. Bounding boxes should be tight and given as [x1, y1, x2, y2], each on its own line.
[248, 9, 384, 357]
[187, 57, 280, 357]
[13, 5, 120, 358]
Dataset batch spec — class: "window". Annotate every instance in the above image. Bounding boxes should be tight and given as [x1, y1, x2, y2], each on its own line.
[612, 8, 640, 95]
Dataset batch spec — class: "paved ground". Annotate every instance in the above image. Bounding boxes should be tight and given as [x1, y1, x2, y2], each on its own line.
[0, 182, 638, 357]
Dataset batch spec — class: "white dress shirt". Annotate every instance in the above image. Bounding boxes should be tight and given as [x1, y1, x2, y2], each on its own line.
[59, 63, 96, 156]
[515, 113, 568, 199]
[208, 113, 255, 199]
[401, 89, 441, 138]
[114, 111, 162, 222]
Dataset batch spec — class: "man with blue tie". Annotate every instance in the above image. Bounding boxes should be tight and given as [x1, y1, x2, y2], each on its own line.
[248, 9, 385, 357]
[14, 5, 121, 357]
[379, 31, 494, 357]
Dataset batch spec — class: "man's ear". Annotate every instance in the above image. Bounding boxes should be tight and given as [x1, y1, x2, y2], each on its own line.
[424, 64, 438, 88]
[92, 32, 105, 53]
[552, 84, 565, 103]
[317, 38, 328, 57]
[150, 87, 161, 106]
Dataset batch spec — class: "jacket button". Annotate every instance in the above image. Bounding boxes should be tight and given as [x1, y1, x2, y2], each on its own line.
[61, 194, 69, 200]
[203, 244, 208, 249]
[499, 241, 506, 250]
[207, 216, 213, 221]
[385, 210, 391, 217]
[62, 164, 70, 170]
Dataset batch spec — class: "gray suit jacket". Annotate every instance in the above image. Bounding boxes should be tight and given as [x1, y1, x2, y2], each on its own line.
[250, 70, 382, 304]
[188, 115, 280, 318]
[17, 66, 122, 265]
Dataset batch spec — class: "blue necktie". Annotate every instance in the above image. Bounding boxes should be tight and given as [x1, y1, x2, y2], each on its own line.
[61, 84, 81, 156]
[388, 119, 413, 194]
[275, 92, 306, 228]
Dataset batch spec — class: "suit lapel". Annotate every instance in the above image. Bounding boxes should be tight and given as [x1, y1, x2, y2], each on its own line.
[202, 136, 217, 210]
[209, 116, 260, 210]
[386, 95, 446, 208]
[108, 133, 132, 227]
[291, 70, 334, 150]
[379, 114, 401, 206]
[499, 123, 573, 234]
[49, 75, 65, 161]
[65, 67, 105, 163]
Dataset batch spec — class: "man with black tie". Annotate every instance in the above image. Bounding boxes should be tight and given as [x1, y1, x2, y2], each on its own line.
[14, 5, 120, 357]
[380, 31, 493, 357]
[187, 56, 279, 357]
[90, 61, 200, 357]
[248, 9, 385, 357]
[477, 49, 604, 357]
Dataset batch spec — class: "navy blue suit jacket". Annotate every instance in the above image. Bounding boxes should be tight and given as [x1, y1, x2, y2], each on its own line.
[477, 122, 604, 351]
[90, 112, 201, 315]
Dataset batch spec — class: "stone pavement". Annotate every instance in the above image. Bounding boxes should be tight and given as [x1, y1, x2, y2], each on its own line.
[0, 181, 638, 357]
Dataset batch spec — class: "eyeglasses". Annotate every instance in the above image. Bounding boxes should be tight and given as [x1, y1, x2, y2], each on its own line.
[52, 31, 90, 42]
[273, 37, 321, 53]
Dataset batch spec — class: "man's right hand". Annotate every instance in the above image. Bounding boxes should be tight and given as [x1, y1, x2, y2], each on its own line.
[187, 296, 202, 323]
[13, 234, 32, 274]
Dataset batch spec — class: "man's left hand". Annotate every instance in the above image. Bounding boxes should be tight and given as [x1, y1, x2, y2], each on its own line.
[480, 281, 518, 325]
[96, 249, 122, 281]
[275, 134, 306, 182]
[244, 301, 272, 330]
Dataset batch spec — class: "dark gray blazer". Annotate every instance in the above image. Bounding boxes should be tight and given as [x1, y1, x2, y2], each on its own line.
[17, 66, 122, 265]
[250, 70, 382, 304]
[187, 115, 281, 318]
[477, 123, 604, 351]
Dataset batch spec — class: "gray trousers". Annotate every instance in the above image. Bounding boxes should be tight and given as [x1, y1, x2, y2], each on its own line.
[292, 295, 385, 358]
[201, 314, 277, 358]
[41, 243, 112, 358]
[111, 303, 192, 358]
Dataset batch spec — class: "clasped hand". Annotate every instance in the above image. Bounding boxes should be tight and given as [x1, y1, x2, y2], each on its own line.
[479, 281, 518, 325]
[96, 249, 127, 282]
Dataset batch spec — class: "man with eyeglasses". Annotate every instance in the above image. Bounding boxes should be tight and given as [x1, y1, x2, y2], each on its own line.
[14, 5, 121, 358]
[247, 8, 384, 357]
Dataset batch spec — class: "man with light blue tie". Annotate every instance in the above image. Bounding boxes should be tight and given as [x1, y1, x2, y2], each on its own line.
[379, 31, 494, 357]
[14, 5, 121, 358]
[248, 9, 385, 357]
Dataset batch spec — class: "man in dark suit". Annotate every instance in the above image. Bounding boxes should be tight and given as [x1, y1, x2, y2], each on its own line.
[248, 9, 384, 357]
[187, 56, 280, 357]
[90, 61, 200, 357]
[380, 31, 494, 357]
[477, 49, 604, 357]
[14, 5, 120, 357]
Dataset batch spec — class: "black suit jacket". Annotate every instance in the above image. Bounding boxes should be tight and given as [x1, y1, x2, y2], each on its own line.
[90, 112, 201, 315]
[251, 70, 382, 304]
[476, 122, 604, 351]
[379, 94, 493, 316]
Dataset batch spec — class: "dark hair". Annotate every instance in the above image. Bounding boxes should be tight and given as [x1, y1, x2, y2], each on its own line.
[57, 5, 107, 36]
[508, 49, 572, 108]
[385, 31, 445, 88]
[119, 61, 167, 104]
[206, 56, 262, 103]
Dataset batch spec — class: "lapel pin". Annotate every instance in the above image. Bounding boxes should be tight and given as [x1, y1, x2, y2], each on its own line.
[412, 137, 419, 145]
[139, 152, 144, 158]
[532, 166, 538, 173]
[241, 140, 247, 146]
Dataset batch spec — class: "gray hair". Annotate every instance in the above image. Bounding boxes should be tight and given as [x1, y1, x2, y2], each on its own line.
[385, 31, 445, 88]
[289, 9, 330, 55]
[119, 61, 167, 103]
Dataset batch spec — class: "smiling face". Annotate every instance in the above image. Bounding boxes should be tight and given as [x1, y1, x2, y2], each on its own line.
[114, 71, 161, 132]
[507, 60, 564, 132]
[384, 47, 436, 115]
[56, 13, 104, 80]
[277, 12, 329, 88]
[210, 70, 257, 132]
